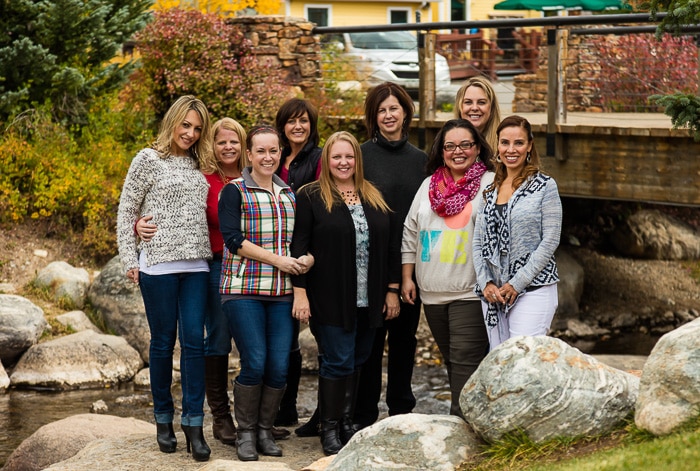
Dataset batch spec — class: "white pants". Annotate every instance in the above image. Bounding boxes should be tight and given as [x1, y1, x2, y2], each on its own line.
[483, 283, 558, 350]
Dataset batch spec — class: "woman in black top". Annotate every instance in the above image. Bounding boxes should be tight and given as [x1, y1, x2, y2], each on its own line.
[355, 82, 427, 429]
[273, 98, 323, 432]
[291, 131, 400, 454]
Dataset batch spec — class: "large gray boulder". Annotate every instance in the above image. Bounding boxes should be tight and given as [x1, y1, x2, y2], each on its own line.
[34, 261, 91, 309]
[635, 318, 700, 435]
[88, 255, 150, 362]
[2, 414, 154, 471]
[0, 294, 48, 364]
[612, 209, 700, 260]
[10, 330, 143, 390]
[46, 434, 295, 470]
[461, 336, 639, 443]
[327, 414, 482, 471]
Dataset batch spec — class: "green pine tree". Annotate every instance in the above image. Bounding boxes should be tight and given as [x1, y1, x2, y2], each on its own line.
[0, 0, 153, 126]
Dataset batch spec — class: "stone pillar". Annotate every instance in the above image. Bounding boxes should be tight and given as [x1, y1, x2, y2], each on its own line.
[227, 16, 322, 91]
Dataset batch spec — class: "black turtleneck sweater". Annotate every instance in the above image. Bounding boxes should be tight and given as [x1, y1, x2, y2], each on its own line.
[361, 134, 427, 255]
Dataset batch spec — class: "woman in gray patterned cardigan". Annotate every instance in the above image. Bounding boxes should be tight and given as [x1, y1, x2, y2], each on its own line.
[473, 115, 562, 350]
[117, 95, 214, 462]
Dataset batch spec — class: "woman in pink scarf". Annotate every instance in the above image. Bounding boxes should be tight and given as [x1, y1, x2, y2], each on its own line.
[401, 119, 495, 417]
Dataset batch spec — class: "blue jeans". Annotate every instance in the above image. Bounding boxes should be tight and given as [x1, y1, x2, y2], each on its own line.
[140, 271, 208, 426]
[311, 308, 375, 379]
[205, 258, 231, 356]
[223, 298, 293, 389]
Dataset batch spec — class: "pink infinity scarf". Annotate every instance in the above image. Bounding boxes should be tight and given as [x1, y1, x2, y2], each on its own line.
[429, 161, 487, 217]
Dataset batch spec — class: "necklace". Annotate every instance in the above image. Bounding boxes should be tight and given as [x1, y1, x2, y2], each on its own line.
[339, 188, 360, 206]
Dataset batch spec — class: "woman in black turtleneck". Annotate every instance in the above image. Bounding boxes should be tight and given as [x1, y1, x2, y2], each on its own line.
[354, 82, 427, 429]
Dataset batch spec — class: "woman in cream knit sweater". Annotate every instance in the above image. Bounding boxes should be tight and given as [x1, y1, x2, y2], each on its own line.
[117, 95, 214, 462]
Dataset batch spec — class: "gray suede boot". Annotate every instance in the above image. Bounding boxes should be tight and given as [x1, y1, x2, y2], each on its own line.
[257, 384, 286, 457]
[233, 381, 262, 461]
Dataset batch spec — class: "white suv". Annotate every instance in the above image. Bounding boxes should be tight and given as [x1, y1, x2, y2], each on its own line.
[326, 30, 452, 96]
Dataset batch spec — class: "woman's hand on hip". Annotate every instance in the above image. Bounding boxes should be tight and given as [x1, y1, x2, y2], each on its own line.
[135, 215, 157, 242]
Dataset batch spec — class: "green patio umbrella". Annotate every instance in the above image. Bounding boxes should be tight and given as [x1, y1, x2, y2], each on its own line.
[493, 0, 628, 11]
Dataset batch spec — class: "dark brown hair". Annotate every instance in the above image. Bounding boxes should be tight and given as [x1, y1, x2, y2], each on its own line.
[426, 119, 494, 175]
[363, 82, 414, 140]
[275, 98, 320, 148]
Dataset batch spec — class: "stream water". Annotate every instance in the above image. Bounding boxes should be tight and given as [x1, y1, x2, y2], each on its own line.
[0, 365, 453, 467]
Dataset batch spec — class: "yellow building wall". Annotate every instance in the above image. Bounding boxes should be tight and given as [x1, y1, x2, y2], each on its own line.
[284, 2, 434, 26]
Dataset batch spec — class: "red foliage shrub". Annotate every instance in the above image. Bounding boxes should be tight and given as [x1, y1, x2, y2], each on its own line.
[130, 8, 294, 127]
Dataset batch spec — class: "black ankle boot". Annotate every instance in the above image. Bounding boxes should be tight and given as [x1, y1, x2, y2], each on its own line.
[295, 407, 320, 437]
[156, 422, 177, 453]
[181, 425, 211, 462]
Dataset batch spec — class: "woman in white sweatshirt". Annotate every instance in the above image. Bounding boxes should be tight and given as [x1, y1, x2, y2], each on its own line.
[401, 119, 494, 417]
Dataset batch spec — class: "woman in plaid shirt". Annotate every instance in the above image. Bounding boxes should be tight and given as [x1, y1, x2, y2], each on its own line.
[218, 125, 312, 462]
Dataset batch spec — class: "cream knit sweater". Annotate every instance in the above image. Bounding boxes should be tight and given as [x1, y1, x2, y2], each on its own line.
[117, 148, 212, 272]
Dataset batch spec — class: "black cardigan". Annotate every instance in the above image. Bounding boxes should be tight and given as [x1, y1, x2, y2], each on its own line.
[290, 182, 401, 332]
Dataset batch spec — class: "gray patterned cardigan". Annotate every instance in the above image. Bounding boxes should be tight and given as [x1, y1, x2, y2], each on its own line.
[472, 172, 562, 328]
[116, 148, 212, 273]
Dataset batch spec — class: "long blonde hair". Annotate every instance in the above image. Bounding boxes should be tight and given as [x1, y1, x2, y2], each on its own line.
[201, 117, 248, 176]
[153, 95, 213, 167]
[454, 76, 502, 150]
[312, 131, 391, 213]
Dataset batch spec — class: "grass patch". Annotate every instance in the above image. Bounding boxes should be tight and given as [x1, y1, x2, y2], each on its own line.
[681, 260, 700, 284]
[458, 418, 700, 471]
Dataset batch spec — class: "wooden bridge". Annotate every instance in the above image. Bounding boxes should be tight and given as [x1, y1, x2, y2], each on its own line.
[410, 112, 699, 207]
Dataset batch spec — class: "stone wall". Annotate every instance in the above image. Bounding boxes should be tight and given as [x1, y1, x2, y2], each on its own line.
[512, 27, 607, 113]
[227, 15, 321, 91]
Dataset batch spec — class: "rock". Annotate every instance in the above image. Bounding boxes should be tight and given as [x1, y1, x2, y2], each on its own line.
[635, 318, 700, 435]
[611, 209, 700, 260]
[0, 361, 9, 393]
[553, 248, 585, 325]
[55, 310, 101, 333]
[45, 435, 295, 471]
[34, 261, 91, 309]
[2, 414, 154, 471]
[90, 399, 108, 414]
[566, 319, 596, 338]
[299, 325, 319, 371]
[10, 330, 143, 390]
[0, 294, 48, 364]
[87, 256, 150, 362]
[133, 367, 150, 387]
[461, 336, 639, 443]
[327, 414, 481, 471]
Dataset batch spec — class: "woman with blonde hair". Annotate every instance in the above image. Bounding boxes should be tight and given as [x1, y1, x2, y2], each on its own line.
[136, 117, 249, 448]
[454, 76, 502, 149]
[291, 131, 400, 455]
[117, 95, 214, 461]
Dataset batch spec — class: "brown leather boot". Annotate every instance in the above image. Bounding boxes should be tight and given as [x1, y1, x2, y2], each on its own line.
[205, 355, 236, 445]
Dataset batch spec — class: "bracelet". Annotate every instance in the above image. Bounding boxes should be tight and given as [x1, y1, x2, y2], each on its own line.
[387, 287, 400, 295]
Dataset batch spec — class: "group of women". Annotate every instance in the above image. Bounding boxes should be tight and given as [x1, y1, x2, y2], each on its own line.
[116, 76, 562, 462]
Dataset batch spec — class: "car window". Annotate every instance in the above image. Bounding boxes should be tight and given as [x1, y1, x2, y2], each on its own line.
[348, 31, 417, 50]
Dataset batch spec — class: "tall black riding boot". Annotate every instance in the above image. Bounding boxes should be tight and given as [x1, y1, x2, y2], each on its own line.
[319, 375, 347, 455]
[205, 355, 236, 445]
[233, 381, 262, 461]
[257, 384, 286, 456]
[339, 368, 361, 445]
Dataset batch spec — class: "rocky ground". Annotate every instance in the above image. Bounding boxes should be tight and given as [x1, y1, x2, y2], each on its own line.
[1, 206, 699, 469]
